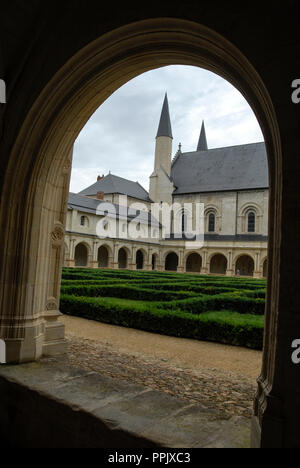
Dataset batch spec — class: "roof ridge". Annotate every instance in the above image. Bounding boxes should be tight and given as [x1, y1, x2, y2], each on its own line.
[135, 181, 150, 195]
[182, 141, 265, 155]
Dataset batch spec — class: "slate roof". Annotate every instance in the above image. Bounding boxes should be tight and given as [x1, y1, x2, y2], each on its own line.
[156, 94, 173, 139]
[171, 142, 269, 194]
[68, 193, 159, 226]
[79, 173, 151, 202]
[197, 122, 208, 151]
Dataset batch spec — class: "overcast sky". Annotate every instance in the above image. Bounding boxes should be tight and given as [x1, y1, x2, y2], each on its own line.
[71, 65, 264, 193]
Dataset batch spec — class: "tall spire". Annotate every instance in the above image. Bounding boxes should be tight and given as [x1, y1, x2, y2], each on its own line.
[197, 121, 208, 151]
[156, 93, 173, 139]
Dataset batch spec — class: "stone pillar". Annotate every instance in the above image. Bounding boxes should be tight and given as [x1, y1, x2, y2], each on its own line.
[253, 251, 261, 278]
[146, 248, 153, 271]
[226, 250, 234, 276]
[130, 246, 137, 270]
[112, 242, 120, 269]
[177, 249, 185, 273]
[68, 238, 76, 267]
[91, 241, 99, 269]
[108, 253, 114, 269]
[201, 250, 209, 274]
[156, 250, 163, 271]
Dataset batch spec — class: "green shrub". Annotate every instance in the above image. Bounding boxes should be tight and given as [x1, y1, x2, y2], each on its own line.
[60, 294, 263, 349]
[61, 284, 196, 302]
[60, 268, 266, 349]
[156, 293, 265, 316]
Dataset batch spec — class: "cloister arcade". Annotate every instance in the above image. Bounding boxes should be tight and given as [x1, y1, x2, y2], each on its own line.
[69, 238, 267, 277]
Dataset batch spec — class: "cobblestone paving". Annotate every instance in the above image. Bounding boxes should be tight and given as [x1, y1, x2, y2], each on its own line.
[66, 333, 257, 419]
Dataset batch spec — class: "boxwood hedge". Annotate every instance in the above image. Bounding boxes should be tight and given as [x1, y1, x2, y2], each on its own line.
[60, 294, 264, 350]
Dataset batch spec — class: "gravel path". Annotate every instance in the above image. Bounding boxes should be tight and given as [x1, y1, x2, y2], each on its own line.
[62, 316, 262, 419]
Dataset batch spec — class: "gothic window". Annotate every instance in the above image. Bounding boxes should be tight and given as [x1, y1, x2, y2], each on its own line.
[248, 212, 256, 233]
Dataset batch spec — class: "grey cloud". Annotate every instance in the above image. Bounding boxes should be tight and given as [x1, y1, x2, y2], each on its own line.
[71, 65, 263, 193]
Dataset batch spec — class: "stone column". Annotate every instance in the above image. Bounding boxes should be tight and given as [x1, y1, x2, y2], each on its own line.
[177, 249, 185, 273]
[42, 223, 67, 357]
[156, 250, 163, 271]
[146, 248, 153, 271]
[108, 252, 114, 269]
[201, 250, 209, 274]
[253, 251, 261, 278]
[68, 238, 76, 267]
[91, 241, 99, 269]
[226, 250, 234, 276]
[130, 246, 137, 270]
[112, 242, 120, 269]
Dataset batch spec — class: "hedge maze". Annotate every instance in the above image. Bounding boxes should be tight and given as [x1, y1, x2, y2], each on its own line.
[60, 268, 266, 350]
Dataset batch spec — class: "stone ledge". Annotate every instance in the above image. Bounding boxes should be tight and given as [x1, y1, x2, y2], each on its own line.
[0, 356, 250, 448]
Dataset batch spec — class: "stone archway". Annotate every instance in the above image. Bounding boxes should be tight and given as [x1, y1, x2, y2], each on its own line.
[0, 17, 286, 448]
[186, 253, 202, 273]
[1, 19, 279, 360]
[210, 254, 227, 275]
[165, 252, 179, 272]
[74, 243, 89, 267]
[98, 246, 109, 268]
[235, 255, 255, 277]
[118, 248, 128, 269]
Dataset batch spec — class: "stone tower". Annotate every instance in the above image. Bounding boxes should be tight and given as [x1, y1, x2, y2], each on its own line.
[149, 94, 174, 203]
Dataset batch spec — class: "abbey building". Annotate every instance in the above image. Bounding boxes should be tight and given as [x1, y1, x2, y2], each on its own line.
[64, 95, 268, 278]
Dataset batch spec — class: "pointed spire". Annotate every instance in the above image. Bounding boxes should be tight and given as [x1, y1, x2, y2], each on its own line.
[197, 121, 208, 151]
[156, 93, 173, 139]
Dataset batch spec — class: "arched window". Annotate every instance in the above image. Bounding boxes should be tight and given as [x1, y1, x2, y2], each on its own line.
[170, 210, 174, 234]
[182, 212, 188, 233]
[248, 212, 256, 233]
[208, 213, 215, 233]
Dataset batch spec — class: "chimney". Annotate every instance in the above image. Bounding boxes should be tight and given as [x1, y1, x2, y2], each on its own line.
[97, 191, 105, 200]
[97, 175, 103, 182]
